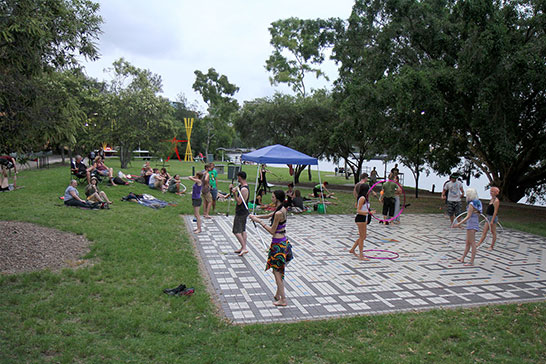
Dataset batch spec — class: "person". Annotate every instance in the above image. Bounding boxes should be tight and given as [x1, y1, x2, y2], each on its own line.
[312, 181, 335, 198]
[353, 173, 377, 204]
[252, 189, 265, 206]
[380, 174, 399, 225]
[292, 190, 304, 211]
[390, 163, 400, 177]
[257, 164, 270, 194]
[201, 164, 212, 218]
[85, 177, 112, 207]
[349, 183, 375, 260]
[167, 174, 184, 195]
[92, 156, 116, 185]
[209, 163, 218, 212]
[286, 183, 295, 205]
[250, 190, 293, 307]
[370, 167, 378, 185]
[160, 168, 171, 188]
[64, 180, 91, 208]
[442, 173, 465, 225]
[230, 171, 250, 256]
[189, 172, 203, 234]
[477, 187, 501, 250]
[70, 155, 93, 184]
[454, 188, 482, 266]
[140, 162, 153, 185]
[148, 168, 165, 190]
[0, 155, 17, 191]
[393, 175, 402, 224]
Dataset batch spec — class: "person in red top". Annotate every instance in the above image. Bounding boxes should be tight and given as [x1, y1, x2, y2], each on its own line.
[0, 155, 17, 191]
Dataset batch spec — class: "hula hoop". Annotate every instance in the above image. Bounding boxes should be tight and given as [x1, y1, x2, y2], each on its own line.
[363, 249, 399, 260]
[450, 211, 491, 248]
[367, 179, 406, 223]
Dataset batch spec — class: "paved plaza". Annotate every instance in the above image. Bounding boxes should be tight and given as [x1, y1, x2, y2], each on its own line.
[184, 213, 546, 324]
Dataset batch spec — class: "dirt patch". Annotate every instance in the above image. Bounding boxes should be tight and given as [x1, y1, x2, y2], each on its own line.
[0, 221, 93, 275]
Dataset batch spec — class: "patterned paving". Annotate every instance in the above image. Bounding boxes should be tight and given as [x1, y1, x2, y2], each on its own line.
[184, 214, 546, 324]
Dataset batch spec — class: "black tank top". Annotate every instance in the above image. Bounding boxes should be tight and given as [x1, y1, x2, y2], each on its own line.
[235, 185, 249, 216]
[486, 203, 495, 215]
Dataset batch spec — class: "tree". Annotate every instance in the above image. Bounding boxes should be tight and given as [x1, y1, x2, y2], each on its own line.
[101, 59, 176, 168]
[333, 0, 546, 202]
[192, 68, 239, 157]
[234, 91, 334, 184]
[0, 0, 102, 153]
[265, 17, 344, 97]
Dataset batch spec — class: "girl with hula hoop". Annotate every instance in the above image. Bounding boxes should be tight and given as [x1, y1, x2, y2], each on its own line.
[453, 188, 482, 266]
[477, 187, 501, 250]
[349, 183, 375, 260]
[250, 190, 293, 307]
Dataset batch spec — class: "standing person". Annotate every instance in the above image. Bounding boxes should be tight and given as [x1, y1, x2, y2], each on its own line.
[477, 187, 501, 250]
[349, 183, 375, 260]
[230, 171, 250, 256]
[201, 164, 212, 218]
[257, 164, 269, 194]
[390, 164, 400, 177]
[393, 175, 402, 224]
[353, 173, 377, 205]
[189, 172, 203, 234]
[442, 174, 465, 225]
[370, 167, 378, 185]
[380, 174, 398, 225]
[250, 190, 293, 307]
[209, 163, 218, 213]
[454, 188, 482, 266]
[0, 155, 17, 191]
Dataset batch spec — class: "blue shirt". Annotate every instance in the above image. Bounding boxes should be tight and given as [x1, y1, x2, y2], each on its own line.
[64, 185, 79, 201]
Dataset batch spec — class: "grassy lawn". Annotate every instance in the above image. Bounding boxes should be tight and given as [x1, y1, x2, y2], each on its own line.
[1, 161, 545, 363]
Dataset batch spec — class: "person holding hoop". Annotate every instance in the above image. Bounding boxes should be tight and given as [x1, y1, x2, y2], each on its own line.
[454, 188, 482, 266]
[230, 171, 250, 256]
[477, 187, 501, 250]
[189, 172, 203, 234]
[349, 183, 375, 260]
[250, 190, 293, 307]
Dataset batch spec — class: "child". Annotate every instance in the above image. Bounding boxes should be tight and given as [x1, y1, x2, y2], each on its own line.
[477, 187, 500, 250]
[188, 172, 203, 234]
[454, 188, 482, 266]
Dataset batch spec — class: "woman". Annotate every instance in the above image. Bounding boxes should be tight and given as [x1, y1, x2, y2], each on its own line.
[349, 183, 375, 260]
[477, 187, 500, 250]
[93, 156, 116, 185]
[257, 164, 269, 194]
[454, 188, 482, 266]
[250, 190, 293, 307]
[189, 172, 203, 233]
[85, 177, 112, 206]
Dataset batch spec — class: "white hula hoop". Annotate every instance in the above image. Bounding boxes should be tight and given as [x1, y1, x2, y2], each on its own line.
[450, 211, 491, 249]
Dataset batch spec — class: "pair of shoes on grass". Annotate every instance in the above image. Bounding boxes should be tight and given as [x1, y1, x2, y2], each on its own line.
[163, 284, 195, 296]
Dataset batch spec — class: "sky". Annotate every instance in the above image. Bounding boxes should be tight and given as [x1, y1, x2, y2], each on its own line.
[80, 0, 356, 111]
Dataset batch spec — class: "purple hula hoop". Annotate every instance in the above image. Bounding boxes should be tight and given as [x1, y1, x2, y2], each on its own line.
[363, 249, 399, 260]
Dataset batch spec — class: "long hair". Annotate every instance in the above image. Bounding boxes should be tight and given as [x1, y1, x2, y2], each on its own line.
[271, 189, 287, 225]
[358, 183, 370, 201]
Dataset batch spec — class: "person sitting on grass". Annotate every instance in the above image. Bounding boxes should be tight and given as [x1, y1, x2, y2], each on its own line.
[311, 181, 336, 199]
[288, 190, 305, 213]
[167, 174, 184, 195]
[64, 180, 93, 208]
[148, 168, 166, 191]
[85, 177, 112, 207]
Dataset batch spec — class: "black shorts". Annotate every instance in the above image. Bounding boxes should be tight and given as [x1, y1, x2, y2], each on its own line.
[192, 198, 202, 207]
[232, 214, 248, 234]
[313, 187, 320, 197]
[355, 214, 372, 224]
[382, 197, 395, 217]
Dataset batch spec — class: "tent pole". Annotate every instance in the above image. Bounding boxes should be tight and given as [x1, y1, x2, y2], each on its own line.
[317, 164, 326, 213]
[253, 164, 259, 215]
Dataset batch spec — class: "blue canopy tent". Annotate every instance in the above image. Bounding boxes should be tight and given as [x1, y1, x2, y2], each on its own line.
[241, 144, 326, 214]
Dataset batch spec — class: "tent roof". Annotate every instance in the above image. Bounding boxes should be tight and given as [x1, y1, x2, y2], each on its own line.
[241, 144, 318, 165]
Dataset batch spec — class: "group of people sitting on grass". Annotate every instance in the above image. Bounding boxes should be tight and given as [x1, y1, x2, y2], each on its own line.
[139, 162, 184, 194]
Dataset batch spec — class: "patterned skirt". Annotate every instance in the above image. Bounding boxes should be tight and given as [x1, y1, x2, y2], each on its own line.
[266, 237, 293, 279]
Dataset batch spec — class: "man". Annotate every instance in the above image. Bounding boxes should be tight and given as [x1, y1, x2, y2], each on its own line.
[390, 163, 400, 177]
[370, 167, 378, 185]
[353, 173, 378, 203]
[230, 171, 249, 256]
[209, 163, 218, 213]
[0, 155, 17, 191]
[381, 173, 399, 225]
[442, 173, 465, 225]
[70, 155, 92, 183]
[64, 180, 90, 208]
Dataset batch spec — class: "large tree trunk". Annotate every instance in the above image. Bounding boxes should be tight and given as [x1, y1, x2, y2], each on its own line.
[293, 164, 307, 184]
[120, 143, 132, 169]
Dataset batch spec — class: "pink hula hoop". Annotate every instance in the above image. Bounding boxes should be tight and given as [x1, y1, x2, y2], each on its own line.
[367, 179, 406, 223]
[363, 249, 399, 260]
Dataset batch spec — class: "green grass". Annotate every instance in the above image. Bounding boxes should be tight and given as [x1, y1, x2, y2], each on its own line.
[0, 162, 545, 363]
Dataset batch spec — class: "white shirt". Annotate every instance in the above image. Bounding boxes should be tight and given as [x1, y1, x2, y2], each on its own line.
[444, 180, 463, 202]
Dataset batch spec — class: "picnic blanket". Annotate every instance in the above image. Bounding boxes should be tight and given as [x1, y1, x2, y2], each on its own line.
[121, 192, 174, 209]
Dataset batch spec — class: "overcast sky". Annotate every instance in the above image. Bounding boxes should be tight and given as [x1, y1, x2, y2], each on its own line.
[80, 0, 356, 111]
